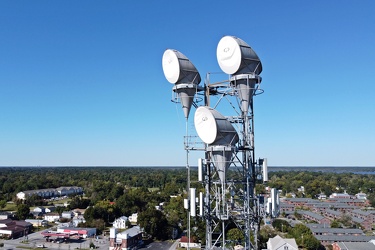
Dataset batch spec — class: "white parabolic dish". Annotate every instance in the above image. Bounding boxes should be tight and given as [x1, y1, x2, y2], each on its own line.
[216, 36, 242, 75]
[217, 36, 262, 75]
[162, 49, 181, 84]
[194, 106, 238, 145]
[162, 49, 201, 84]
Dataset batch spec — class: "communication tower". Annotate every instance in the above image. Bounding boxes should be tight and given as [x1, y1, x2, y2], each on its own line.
[162, 36, 267, 250]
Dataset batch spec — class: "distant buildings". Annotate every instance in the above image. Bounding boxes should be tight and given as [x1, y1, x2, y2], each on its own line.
[266, 235, 298, 250]
[329, 192, 351, 199]
[113, 216, 128, 229]
[57, 227, 96, 238]
[0, 219, 32, 239]
[332, 242, 375, 250]
[44, 213, 60, 222]
[179, 236, 201, 249]
[296, 210, 331, 225]
[128, 213, 138, 225]
[16, 186, 83, 200]
[277, 191, 375, 247]
[109, 226, 143, 250]
[356, 192, 368, 200]
[25, 219, 48, 227]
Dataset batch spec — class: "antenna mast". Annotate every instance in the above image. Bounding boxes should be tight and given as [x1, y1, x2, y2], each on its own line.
[162, 36, 267, 250]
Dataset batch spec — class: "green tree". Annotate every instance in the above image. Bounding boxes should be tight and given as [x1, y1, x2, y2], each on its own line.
[138, 207, 169, 240]
[108, 185, 124, 201]
[226, 228, 245, 247]
[303, 234, 322, 250]
[272, 219, 291, 233]
[290, 224, 311, 245]
[115, 189, 148, 216]
[16, 203, 31, 220]
[84, 206, 95, 221]
[338, 214, 352, 227]
[330, 220, 340, 228]
[163, 195, 186, 230]
[259, 226, 276, 249]
[0, 200, 6, 210]
[69, 196, 91, 209]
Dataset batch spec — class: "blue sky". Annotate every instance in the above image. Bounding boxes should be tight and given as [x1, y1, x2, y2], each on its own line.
[0, 1, 374, 167]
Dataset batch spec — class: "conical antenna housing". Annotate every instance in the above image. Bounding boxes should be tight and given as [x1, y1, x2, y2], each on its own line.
[231, 74, 259, 114]
[194, 106, 238, 183]
[173, 83, 197, 119]
[162, 49, 201, 119]
[217, 36, 262, 114]
[210, 146, 233, 184]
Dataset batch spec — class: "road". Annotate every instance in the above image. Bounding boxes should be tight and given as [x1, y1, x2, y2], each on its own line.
[138, 241, 174, 250]
[2, 231, 109, 250]
[2, 231, 178, 250]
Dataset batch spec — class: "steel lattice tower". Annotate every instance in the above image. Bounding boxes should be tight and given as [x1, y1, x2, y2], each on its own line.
[162, 36, 266, 250]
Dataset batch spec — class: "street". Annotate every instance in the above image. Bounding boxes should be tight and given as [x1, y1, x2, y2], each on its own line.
[1, 231, 178, 250]
[2, 231, 109, 250]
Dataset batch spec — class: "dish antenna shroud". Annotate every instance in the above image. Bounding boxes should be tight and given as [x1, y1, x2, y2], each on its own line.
[194, 106, 238, 146]
[194, 106, 238, 183]
[217, 36, 262, 114]
[162, 49, 201, 119]
[217, 36, 262, 75]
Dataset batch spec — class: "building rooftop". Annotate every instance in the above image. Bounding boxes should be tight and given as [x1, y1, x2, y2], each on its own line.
[297, 210, 324, 220]
[325, 209, 342, 216]
[334, 242, 375, 250]
[315, 235, 374, 242]
[309, 227, 363, 235]
[117, 226, 142, 239]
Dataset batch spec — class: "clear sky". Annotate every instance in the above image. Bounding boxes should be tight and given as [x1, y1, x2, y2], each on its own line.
[1, 1, 374, 167]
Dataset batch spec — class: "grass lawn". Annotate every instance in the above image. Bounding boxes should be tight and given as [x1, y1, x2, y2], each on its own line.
[3, 202, 17, 212]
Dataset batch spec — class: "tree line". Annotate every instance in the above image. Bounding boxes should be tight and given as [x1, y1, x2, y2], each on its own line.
[1, 167, 375, 246]
[266, 170, 375, 206]
[0, 167, 196, 241]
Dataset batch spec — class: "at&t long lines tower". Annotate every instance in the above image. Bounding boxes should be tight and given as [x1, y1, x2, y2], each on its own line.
[162, 35, 267, 250]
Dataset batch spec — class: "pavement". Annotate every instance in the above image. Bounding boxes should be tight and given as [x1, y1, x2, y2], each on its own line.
[1, 231, 181, 250]
[1, 231, 110, 250]
[169, 239, 180, 250]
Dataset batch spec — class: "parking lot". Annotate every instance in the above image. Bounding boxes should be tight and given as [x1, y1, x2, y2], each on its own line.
[2, 230, 110, 250]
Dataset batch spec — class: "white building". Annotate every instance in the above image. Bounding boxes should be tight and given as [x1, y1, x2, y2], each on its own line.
[44, 213, 60, 222]
[57, 227, 96, 238]
[72, 216, 86, 227]
[16, 186, 83, 200]
[179, 236, 201, 248]
[109, 226, 143, 250]
[45, 206, 56, 213]
[267, 235, 298, 250]
[317, 194, 327, 200]
[25, 219, 48, 227]
[56, 186, 83, 196]
[113, 216, 128, 229]
[329, 192, 351, 199]
[356, 192, 367, 200]
[61, 211, 73, 219]
[128, 213, 138, 225]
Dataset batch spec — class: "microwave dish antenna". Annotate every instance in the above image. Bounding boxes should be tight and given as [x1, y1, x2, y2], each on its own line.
[162, 49, 201, 85]
[162, 49, 201, 119]
[217, 36, 262, 114]
[216, 36, 262, 75]
[194, 106, 238, 184]
[194, 106, 238, 146]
